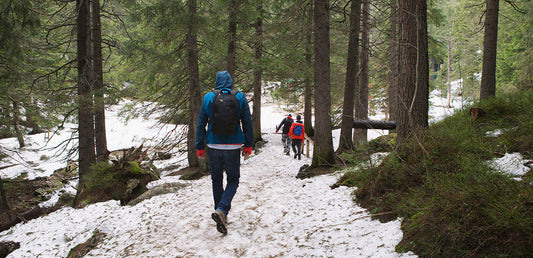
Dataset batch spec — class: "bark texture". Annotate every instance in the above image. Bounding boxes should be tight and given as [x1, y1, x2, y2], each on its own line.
[388, 0, 399, 122]
[312, 0, 335, 167]
[91, 0, 107, 162]
[337, 0, 361, 152]
[396, 0, 429, 144]
[75, 0, 95, 208]
[186, 0, 202, 168]
[304, 4, 314, 137]
[480, 0, 499, 100]
[227, 0, 238, 79]
[354, 0, 369, 147]
[252, 3, 263, 145]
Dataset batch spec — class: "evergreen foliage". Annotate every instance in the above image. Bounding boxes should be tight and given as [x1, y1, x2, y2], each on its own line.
[1, 0, 532, 253]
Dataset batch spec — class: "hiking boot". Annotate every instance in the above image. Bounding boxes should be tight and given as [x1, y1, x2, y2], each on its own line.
[211, 209, 227, 234]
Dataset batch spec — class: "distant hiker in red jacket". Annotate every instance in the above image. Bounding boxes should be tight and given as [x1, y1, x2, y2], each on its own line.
[288, 115, 305, 160]
[275, 114, 293, 155]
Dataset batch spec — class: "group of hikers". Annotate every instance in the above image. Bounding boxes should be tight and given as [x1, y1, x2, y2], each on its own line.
[275, 113, 305, 160]
[194, 71, 305, 235]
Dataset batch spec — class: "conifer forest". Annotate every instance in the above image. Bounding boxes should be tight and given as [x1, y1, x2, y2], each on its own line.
[1, 0, 532, 257]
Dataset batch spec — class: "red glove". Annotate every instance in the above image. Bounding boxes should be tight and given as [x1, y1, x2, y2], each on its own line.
[242, 147, 252, 156]
[197, 149, 206, 159]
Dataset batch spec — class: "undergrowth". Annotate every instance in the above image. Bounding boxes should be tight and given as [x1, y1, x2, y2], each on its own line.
[336, 91, 533, 257]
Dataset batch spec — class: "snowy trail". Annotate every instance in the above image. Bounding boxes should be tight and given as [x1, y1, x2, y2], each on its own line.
[1, 132, 414, 257]
[0, 83, 479, 258]
[92, 132, 411, 257]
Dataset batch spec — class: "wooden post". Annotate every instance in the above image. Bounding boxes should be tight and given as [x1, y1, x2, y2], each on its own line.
[304, 134, 314, 157]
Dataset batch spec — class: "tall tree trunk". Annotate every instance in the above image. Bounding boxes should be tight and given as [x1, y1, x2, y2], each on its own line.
[74, 0, 95, 208]
[396, 0, 429, 144]
[227, 0, 238, 79]
[304, 3, 314, 137]
[0, 176, 11, 219]
[354, 0, 369, 148]
[446, 39, 452, 108]
[91, 0, 107, 162]
[416, 0, 429, 128]
[312, 0, 335, 167]
[480, 0, 499, 100]
[337, 0, 361, 152]
[388, 0, 399, 122]
[12, 101, 25, 148]
[252, 3, 263, 145]
[187, 0, 202, 169]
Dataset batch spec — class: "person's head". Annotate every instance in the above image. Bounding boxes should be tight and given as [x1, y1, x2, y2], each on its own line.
[296, 115, 301, 121]
[287, 114, 292, 119]
[215, 71, 233, 90]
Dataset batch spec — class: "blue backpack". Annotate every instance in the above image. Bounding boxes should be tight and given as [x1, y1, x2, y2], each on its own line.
[293, 124, 303, 136]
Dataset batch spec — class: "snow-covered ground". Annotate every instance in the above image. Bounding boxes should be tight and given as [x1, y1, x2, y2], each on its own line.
[0, 83, 529, 257]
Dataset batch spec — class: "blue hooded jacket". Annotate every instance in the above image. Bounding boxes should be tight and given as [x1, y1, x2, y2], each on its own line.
[195, 71, 254, 150]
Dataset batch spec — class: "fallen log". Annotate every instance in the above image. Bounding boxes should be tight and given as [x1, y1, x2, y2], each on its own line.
[0, 206, 58, 232]
[353, 120, 396, 130]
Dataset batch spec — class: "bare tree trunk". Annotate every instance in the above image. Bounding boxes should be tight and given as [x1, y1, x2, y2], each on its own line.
[396, 0, 429, 144]
[312, 0, 335, 167]
[416, 0, 429, 128]
[12, 101, 25, 148]
[304, 3, 314, 137]
[227, 0, 238, 79]
[388, 0, 399, 122]
[338, 0, 361, 152]
[252, 3, 263, 145]
[480, 0, 499, 100]
[354, 0, 369, 148]
[91, 0, 107, 162]
[0, 176, 11, 220]
[187, 0, 202, 168]
[447, 39, 452, 108]
[74, 0, 95, 208]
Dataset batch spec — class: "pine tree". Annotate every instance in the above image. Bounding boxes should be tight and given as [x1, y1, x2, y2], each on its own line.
[396, 0, 429, 144]
[480, 0, 499, 100]
[186, 0, 202, 168]
[312, 0, 335, 167]
[337, 0, 361, 153]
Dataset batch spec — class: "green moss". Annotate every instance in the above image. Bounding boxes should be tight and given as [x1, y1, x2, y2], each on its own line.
[128, 161, 143, 175]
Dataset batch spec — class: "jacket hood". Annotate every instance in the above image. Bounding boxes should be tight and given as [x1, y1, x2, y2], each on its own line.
[215, 71, 233, 90]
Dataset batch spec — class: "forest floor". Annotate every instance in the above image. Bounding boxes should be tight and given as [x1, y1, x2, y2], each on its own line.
[0, 100, 418, 257]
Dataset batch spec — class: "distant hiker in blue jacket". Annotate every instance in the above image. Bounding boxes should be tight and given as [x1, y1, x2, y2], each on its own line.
[275, 114, 293, 155]
[195, 71, 253, 235]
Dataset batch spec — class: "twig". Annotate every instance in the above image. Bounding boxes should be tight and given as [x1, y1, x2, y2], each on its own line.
[0, 164, 19, 170]
[308, 210, 397, 235]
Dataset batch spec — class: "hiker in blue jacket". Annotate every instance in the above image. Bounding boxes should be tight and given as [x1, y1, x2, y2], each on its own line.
[195, 71, 253, 235]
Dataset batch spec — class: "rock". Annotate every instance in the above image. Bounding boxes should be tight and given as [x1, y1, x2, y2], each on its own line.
[128, 182, 188, 206]
[155, 152, 172, 160]
[0, 241, 20, 257]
